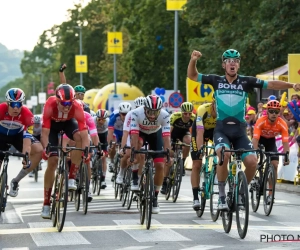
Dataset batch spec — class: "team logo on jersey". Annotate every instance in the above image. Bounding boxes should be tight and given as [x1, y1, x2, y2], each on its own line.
[196, 116, 202, 122]
[218, 83, 243, 90]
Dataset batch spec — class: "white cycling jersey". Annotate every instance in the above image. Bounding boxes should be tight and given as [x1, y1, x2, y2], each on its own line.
[123, 110, 134, 132]
[93, 117, 109, 134]
[130, 106, 170, 136]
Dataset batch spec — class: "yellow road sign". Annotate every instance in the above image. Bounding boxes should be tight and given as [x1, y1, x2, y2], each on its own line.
[75, 55, 88, 73]
[107, 32, 123, 54]
[166, 0, 187, 11]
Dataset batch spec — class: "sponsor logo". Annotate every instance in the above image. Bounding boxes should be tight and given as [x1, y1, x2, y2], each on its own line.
[196, 116, 202, 122]
[218, 83, 243, 90]
[142, 120, 157, 126]
[261, 129, 281, 137]
[191, 137, 197, 151]
[163, 126, 170, 131]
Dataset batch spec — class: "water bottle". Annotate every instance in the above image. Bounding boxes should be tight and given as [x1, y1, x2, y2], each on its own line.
[231, 161, 237, 176]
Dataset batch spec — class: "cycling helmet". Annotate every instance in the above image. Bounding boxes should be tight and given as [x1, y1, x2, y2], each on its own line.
[118, 102, 132, 113]
[180, 102, 193, 112]
[267, 100, 281, 109]
[74, 85, 86, 93]
[222, 49, 241, 61]
[144, 95, 163, 110]
[5, 88, 25, 102]
[56, 84, 75, 102]
[134, 97, 145, 107]
[96, 109, 109, 119]
[34, 115, 41, 124]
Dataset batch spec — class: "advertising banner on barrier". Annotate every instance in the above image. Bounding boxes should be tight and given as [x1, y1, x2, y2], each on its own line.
[287, 54, 300, 98]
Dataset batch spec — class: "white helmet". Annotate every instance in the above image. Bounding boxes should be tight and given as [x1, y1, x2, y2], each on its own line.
[96, 109, 109, 119]
[34, 115, 41, 124]
[134, 97, 145, 108]
[144, 95, 163, 110]
[90, 110, 96, 117]
[118, 102, 132, 113]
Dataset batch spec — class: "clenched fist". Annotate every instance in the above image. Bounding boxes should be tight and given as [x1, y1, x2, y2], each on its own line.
[191, 50, 202, 61]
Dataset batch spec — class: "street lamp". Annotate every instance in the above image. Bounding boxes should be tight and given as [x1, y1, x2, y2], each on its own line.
[74, 26, 83, 86]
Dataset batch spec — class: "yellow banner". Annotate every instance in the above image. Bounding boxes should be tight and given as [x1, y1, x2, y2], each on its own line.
[288, 54, 300, 98]
[186, 77, 214, 110]
[75, 55, 88, 73]
[107, 32, 123, 54]
[166, 0, 187, 11]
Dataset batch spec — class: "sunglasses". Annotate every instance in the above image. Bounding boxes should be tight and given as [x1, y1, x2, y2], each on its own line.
[268, 109, 280, 114]
[9, 102, 22, 108]
[97, 117, 106, 121]
[59, 101, 73, 107]
[120, 113, 127, 116]
[145, 109, 161, 116]
[224, 59, 240, 64]
[183, 112, 192, 116]
[76, 92, 85, 96]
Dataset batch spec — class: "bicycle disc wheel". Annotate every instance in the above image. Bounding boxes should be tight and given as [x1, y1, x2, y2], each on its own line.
[139, 173, 146, 225]
[0, 172, 7, 216]
[250, 167, 262, 212]
[56, 170, 68, 232]
[145, 166, 153, 230]
[209, 169, 220, 221]
[263, 164, 276, 216]
[172, 158, 183, 202]
[236, 171, 249, 239]
[82, 163, 89, 215]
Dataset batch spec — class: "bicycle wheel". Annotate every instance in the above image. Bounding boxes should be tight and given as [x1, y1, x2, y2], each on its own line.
[75, 172, 82, 211]
[139, 173, 146, 225]
[51, 173, 59, 227]
[34, 167, 38, 182]
[145, 166, 153, 230]
[209, 169, 220, 221]
[250, 167, 262, 212]
[221, 177, 233, 233]
[263, 164, 276, 216]
[196, 168, 206, 217]
[82, 163, 89, 215]
[56, 169, 68, 232]
[127, 190, 134, 210]
[0, 172, 7, 216]
[97, 160, 103, 196]
[236, 171, 249, 239]
[92, 160, 99, 194]
[172, 158, 183, 202]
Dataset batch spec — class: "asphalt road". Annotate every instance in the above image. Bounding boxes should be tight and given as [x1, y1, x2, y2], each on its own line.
[1, 158, 300, 250]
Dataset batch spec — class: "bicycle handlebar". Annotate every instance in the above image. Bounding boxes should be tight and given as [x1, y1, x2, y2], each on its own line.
[0, 150, 29, 165]
[46, 143, 89, 158]
[130, 147, 170, 163]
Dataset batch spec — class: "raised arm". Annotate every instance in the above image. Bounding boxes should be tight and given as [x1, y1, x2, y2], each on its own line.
[187, 50, 202, 82]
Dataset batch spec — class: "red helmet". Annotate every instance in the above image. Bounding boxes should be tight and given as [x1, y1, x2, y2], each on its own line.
[144, 95, 163, 110]
[267, 100, 281, 109]
[55, 84, 75, 102]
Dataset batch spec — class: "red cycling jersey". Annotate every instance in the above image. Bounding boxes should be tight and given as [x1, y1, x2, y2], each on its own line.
[0, 103, 34, 135]
[42, 96, 87, 131]
[253, 116, 289, 142]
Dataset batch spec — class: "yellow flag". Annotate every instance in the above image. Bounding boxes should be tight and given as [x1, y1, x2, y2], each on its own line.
[288, 54, 300, 98]
[75, 55, 88, 73]
[107, 32, 123, 54]
[166, 0, 187, 10]
[186, 77, 214, 110]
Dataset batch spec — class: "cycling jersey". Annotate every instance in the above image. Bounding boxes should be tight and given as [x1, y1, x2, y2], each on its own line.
[197, 74, 268, 123]
[93, 117, 109, 134]
[195, 103, 216, 130]
[130, 106, 170, 136]
[42, 96, 87, 131]
[123, 110, 134, 132]
[170, 112, 195, 130]
[0, 103, 34, 136]
[108, 109, 124, 132]
[253, 116, 289, 142]
[32, 124, 42, 136]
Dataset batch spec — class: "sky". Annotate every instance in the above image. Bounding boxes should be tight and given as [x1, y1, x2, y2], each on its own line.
[0, 0, 91, 51]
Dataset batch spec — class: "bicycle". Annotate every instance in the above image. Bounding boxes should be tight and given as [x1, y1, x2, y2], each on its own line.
[219, 146, 262, 239]
[46, 132, 89, 232]
[195, 143, 220, 221]
[130, 147, 170, 230]
[165, 140, 189, 203]
[109, 141, 122, 199]
[0, 148, 28, 216]
[91, 144, 106, 196]
[33, 165, 39, 182]
[250, 147, 289, 216]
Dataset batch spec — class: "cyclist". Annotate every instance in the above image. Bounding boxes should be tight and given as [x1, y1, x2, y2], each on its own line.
[28, 115, 43, 177]
[160, 102, 195, 194]
[94, 109, 110, 189]
[58, 63, 90, 113]
[130, 95, 172, 213]
[107, 102, 132, 183]
[187, 49, 300, 210]
[40, 84, 89, 219]
[0, 88, 43, 197]
[252, 100, 290, 197]
[190, 101, 217, 210]
[121, 96, 146, 190]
